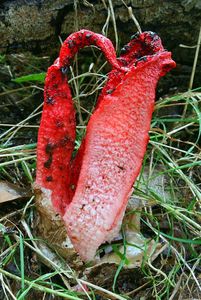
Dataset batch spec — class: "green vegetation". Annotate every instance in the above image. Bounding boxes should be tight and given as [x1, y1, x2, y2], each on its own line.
[0, 17, 200, 300]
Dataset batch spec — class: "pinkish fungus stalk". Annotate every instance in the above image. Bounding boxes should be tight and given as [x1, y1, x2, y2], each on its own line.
[35, 29, 176, 261]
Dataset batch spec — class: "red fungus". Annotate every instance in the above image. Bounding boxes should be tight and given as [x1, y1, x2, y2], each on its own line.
[36, 29, 176, 261]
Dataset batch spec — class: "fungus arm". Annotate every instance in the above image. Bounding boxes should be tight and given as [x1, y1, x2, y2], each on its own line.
[36, 30, 122, 215]
[59, 29, 122, 72]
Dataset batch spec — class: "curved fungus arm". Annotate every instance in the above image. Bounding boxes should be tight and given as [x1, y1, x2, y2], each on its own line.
[36, 29, 122, 215]
[59, 29, 123, 72]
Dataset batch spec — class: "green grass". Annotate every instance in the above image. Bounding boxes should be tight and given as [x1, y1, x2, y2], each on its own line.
[0, 14, 201, 300]
[1, 76, 201, 299]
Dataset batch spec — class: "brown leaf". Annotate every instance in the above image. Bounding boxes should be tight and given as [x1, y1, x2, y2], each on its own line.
[0, 181, 30, 204]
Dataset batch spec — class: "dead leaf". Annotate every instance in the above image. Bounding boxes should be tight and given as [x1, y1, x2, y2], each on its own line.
[0, 181, 31, 204]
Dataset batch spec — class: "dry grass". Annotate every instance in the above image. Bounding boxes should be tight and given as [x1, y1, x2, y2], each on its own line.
[0, 5, 201, 300]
